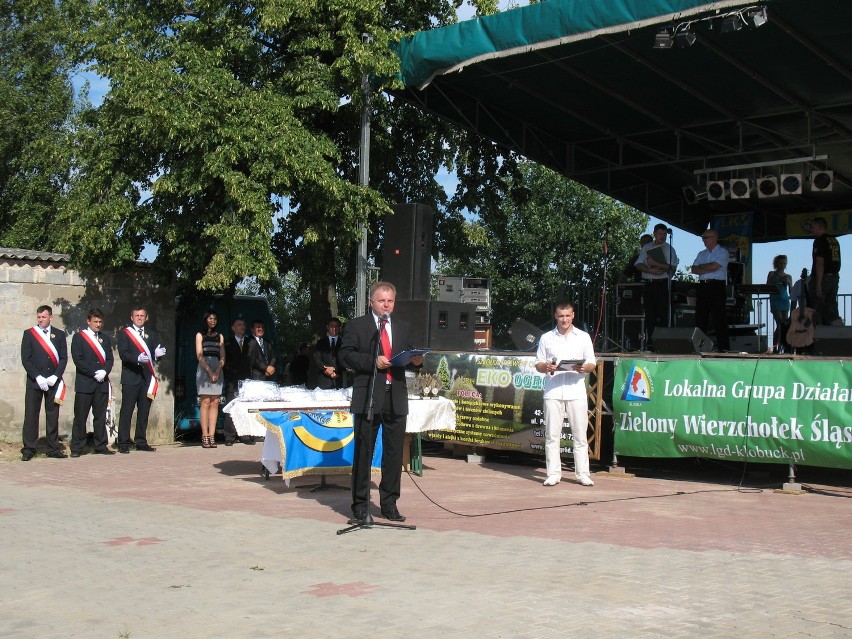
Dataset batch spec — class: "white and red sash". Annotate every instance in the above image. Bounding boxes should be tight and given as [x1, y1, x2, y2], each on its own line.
[124, 326, 159, 399]
[80, 329, 107, 366]
[29, 326, 66, 404]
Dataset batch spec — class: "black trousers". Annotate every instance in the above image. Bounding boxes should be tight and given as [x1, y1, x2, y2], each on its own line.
[644, 279, 671, 342]
[71, 390, 109, 453]
[222, 378, 240, 442]
[22, 384, 62, 453]
[696, 280, 730, 351]
[118, 383, 152, 446]
[350, 389, 406, 514]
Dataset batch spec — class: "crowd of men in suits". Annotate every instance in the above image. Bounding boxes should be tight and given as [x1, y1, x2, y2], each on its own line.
[20, 304, 166, 460]
[19, 305, 353, 459]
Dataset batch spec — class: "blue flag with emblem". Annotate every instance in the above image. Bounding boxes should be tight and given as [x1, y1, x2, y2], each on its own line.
[258, 410, 382, 479]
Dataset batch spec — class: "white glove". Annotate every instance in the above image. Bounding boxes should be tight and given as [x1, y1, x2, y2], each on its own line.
[137, 353, 150, 363]
[46, 375, 58, 387]
[94, 370, 107, 382]
[154, 345, 166, 358]
[36, 375, 49, 391]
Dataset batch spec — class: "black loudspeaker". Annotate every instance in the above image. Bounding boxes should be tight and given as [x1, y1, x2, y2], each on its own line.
[616, 283, 644, 317]
[393, 300, 477, 351]
[508, 318, 544, 351]
[383, 203, 433, 300]
[812, 326, 852, 356]
[652, 327, 712, 354]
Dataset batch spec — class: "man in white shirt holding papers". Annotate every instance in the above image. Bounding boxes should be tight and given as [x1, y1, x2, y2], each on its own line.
[534, 302, 597, 487]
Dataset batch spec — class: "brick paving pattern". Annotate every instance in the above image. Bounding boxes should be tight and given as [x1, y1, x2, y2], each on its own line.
[0, 444, 850, 638]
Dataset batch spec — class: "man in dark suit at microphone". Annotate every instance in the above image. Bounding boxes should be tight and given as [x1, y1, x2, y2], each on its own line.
[339, 281, 423, 524]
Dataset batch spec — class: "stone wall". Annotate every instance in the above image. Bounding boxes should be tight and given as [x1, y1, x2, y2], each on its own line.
[0, 250, 177, 446]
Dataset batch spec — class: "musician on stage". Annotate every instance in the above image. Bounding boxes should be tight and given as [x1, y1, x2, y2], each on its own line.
[634, 224, 678, 347]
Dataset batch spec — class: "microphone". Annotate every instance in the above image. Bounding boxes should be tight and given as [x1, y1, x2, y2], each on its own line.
[381, 313, 390, 321]
[550, 357, 556, 375]
[667, 227, 673, 236]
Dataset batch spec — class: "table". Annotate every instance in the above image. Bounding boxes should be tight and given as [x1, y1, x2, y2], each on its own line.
[223, 395, 456, 481]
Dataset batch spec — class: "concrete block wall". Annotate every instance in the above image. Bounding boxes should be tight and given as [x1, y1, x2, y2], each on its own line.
[0, 254, 176, 446]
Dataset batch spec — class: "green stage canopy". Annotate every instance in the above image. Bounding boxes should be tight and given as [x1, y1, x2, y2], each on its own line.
[394, 0, 852, 241]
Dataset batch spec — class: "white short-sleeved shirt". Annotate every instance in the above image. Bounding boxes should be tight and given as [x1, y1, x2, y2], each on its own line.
[693, 244, 729, 281]
[535, 325, 596, 401]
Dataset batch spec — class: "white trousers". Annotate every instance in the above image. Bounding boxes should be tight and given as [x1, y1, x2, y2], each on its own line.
[544, 397, 590, 480]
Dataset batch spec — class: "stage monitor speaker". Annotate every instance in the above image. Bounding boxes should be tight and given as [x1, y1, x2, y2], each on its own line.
[652, 327, 712, 354]
[615, 283, 644, 317]
[812, 326, 852, 356]
[383, 203, 433, 300]
[392, 300, 477, 351]
[508, 318, 544, 351]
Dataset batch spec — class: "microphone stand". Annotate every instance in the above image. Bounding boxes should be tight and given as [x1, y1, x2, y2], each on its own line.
[338, 316, 415, 535]
[595, 223, 621, 352]
[666, 228, 675, 329]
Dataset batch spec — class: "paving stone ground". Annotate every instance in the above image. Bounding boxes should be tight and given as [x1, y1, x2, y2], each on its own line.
[0, 443, 850, 639]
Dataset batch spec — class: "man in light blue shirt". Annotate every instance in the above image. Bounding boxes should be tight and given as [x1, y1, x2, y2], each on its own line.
[691, 229, 730, 352]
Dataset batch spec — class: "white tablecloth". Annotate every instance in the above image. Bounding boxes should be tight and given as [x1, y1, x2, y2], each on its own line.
[223, 396, 456, 478]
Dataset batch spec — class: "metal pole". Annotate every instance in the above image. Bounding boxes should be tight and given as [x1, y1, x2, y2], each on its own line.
[355, 69, 372, 317]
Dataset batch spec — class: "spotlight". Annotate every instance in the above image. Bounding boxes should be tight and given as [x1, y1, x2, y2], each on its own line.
[730, 178, 751, 199]
[707, 180, 728, 201]
[780, 173, 802, 195]
[674, 28, 696, 48]
[720, 14, 743, 33]
[682, 185, 706, 205]
[756, 176, 778, 198]
[747, 7, 768, 28]
[810, 170, 833, 192]
[653, 27, 673, 49]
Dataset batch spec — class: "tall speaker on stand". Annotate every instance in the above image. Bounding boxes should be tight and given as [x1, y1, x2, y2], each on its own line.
[383, 204, 433, 301]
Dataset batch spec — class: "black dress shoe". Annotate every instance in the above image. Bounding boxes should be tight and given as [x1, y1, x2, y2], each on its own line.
[348, 510, 368, 525]
[381, 509, 406, 522]
[134, 443, 157, 452]
[46, 450, 68, 459]
[240, 437, 255, 445]
[70, 451, 82, 458]
[224, 440, 234, 446]
[117, 446, 130, 454]
[94, 448, 116, 455]
[21, 450, 34, 462]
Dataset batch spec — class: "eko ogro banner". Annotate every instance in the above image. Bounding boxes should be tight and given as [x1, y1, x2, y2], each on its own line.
[613, 358, 852, 469]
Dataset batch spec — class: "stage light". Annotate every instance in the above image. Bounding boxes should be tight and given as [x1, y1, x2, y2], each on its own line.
[780, 173, 802, 195]
[720, 14, 743, 33]
[707, 180, 728, 201]
[756, 176, 778, 198]
[653, 27, 673, 49]
[682, 185, 706, 205]
[674, 28, 696, 48]
[748, 7, 768, 28]
[810, 170, 833, 192]
[730, 178, 751, 199]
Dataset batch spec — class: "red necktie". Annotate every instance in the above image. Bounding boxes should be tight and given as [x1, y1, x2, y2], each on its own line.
[380, 319, 392, 382]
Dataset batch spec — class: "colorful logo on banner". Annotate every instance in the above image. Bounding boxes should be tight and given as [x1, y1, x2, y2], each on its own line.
[259, 410, 382, 478]
[621, 364, 652, 402]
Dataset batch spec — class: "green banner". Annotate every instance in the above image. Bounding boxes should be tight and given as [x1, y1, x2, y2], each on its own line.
[613, 358, 852, 469]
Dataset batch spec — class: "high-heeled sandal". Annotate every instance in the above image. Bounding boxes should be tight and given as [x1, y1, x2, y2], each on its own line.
[209, 437, 217, 448]
[201, 436, 210, 448]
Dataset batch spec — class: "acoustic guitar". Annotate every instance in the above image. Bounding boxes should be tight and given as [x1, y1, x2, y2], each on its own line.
[786, 306, 815, 349]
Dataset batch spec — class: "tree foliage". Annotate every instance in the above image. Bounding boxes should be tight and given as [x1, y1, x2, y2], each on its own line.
[440, 161, 647, 335]
[0, 0, 77, 250]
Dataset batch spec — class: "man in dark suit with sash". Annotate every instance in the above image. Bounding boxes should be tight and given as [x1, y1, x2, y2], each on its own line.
[70, 308, 115, 457]
[20, 305, 68, 460]
[339, 281, 422, 524]
[117, 306, 166, 453]
[222, 317, 253, 445]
